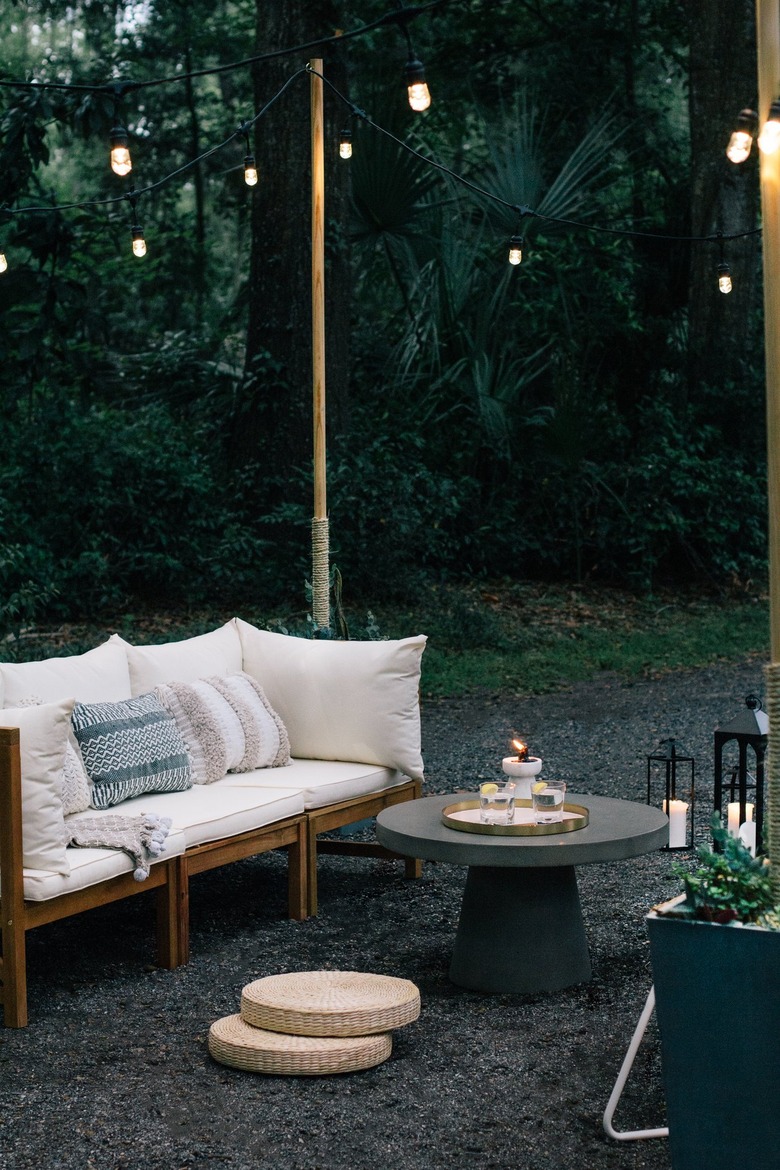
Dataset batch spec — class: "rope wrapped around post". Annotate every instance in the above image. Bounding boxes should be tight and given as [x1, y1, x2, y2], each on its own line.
[311, 516, 330, 630]
[763, 663, 780, 902]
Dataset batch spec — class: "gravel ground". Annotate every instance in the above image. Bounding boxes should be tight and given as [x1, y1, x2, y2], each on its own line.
[0, 656, 765, 1170]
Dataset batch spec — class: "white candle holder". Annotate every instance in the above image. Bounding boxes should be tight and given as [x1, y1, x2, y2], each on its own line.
[502, 756, 542, 799]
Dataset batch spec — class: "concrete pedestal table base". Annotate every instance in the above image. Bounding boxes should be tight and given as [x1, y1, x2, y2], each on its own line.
[450, 864, 591, 993]
[377, 793, 669, 996]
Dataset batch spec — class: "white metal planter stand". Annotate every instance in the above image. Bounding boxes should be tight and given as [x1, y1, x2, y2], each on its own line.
[602, 985, 669, 1143]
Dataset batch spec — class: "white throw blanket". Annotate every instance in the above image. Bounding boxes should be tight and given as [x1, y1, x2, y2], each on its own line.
[64, 813, 173, 880]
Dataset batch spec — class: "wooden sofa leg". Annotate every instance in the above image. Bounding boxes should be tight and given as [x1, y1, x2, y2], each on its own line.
[1, 925, 29, 1029]
[156, 856, 189, 969]
[306, 819, 319, 919]
[287, 821, 309, 922]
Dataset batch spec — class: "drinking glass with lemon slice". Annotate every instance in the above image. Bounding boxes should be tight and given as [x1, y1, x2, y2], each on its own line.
[531, 779, 566, 824]
[479, 780, 516, 825]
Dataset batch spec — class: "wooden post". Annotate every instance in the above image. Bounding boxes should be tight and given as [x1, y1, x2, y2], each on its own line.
[310, 58, 330, 630]
[757, 0, 780, 890]
[758, 1, 780, 660]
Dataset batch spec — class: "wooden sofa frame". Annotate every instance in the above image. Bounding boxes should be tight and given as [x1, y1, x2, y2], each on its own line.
[0, 728, 421, 1028]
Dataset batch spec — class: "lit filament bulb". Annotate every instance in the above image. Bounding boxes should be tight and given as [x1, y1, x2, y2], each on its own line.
[243, 154, 258, 186]
[758, 99, 780, 154]
[0, 253, 7, 274]
[110, 125, 132, 176]
[717, 261, 732, 294]
[508, 235, 523, 266]
[339, 130, 353, 159]
[405, 58, 431, 112]
[131, 224, 146, 258]
[726, 109, 757, 164]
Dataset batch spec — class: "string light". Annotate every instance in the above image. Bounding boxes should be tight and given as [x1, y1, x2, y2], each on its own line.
[243, 153, 258, 186]
[339, 128, 353, 159]
[726, 108, 758, 164]
[131, 224, 147, 257]
[758, 97, 780, 154]
[507, 235, 523, 265]
[717, 260, 732, 294]
[110, 124, 132, 176]
[126, 191, 146, 257]
[0, 253, 7, 273]
[404, 57, 431, 112]
[0, 56, 764, 277]
[240, 126, 258, 186]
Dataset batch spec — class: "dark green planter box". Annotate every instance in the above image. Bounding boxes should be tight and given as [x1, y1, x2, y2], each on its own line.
[647, 909, 780, 1170]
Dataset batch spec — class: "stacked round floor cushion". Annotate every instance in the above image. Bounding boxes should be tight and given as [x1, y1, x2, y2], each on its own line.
[208, 970, 420, 1076]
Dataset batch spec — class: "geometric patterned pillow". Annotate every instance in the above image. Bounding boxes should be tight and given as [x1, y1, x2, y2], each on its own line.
[71, 691, 192, 810]
[155, 671, 290, 784]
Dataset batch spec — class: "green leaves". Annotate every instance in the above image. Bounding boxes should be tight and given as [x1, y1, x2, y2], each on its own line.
[671, 814, 777, 926]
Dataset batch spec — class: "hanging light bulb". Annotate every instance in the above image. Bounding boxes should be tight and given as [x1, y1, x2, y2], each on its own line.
[508, 235, 523, 265]
[404, 58, 431, 112]
[717, 260, 732, 294]
[110, 124, 132, 176]
[0, 253, 7, 274]
[758, 97, 780, 154]
[726, 108, 758, 164]
[339, 129, 353, 159]
[131, 223, 146, 258]
[243, 153, 258, 186]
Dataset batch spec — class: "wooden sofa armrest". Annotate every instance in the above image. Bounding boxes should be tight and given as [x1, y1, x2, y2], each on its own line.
[0, 728, 28, 1026]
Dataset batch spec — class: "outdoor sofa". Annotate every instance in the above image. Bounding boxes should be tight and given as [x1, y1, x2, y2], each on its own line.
[0, 619, 426, 1027]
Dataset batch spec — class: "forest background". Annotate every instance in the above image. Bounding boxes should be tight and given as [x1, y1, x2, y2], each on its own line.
[0, 0, 770, 686]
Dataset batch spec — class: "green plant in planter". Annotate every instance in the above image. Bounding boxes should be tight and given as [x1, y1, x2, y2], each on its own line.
[665, 814, 778, 927]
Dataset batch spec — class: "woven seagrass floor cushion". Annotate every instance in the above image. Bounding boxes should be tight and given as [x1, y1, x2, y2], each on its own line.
[208, 1015, 392, 1075]
[240, 970, 421, 1037]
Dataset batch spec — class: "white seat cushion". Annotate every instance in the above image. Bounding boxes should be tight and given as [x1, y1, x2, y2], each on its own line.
[1, 639, 132, 706]
[217, 758, 408, 810]
[111, 621, 242, 695]
[21, 829, 188, 902]
[90, 783, 305, 847]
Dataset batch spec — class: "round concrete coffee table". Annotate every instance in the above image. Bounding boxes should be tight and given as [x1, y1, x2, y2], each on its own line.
[376, 793, 668, 994]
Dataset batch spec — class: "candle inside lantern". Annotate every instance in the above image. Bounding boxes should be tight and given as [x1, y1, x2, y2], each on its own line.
[739, 819, 757, 857]
[511, 737, 529, 762]
[663, 799, 688, 848]
[727, 802, 741, 837]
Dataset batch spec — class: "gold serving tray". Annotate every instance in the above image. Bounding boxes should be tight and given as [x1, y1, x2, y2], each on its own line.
[441, 798, 590, 837]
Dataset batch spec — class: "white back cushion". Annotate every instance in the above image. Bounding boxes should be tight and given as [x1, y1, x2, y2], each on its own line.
[112, 621, 242, 695]
[1, 699, 73, 873]
[0, 639, 131, 707]
[235, 620, 426, 780]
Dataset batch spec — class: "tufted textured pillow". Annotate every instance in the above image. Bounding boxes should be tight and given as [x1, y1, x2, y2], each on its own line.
[155, 671, 290, 784]
[72, 692, 193, 810]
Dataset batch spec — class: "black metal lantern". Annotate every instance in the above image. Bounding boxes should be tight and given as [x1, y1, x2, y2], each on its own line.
[713, 694, 768, 854]
[646, 738, 695, 849]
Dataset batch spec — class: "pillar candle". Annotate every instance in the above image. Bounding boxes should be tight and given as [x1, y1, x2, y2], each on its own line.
[727, 802, 741, 837]
[663, 799, 689, 848]
[739, 820, 757, 857]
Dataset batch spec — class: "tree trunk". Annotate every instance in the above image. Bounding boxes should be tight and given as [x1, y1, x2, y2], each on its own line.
[231, 0, 351, 488]
[687, 0, 760, 396]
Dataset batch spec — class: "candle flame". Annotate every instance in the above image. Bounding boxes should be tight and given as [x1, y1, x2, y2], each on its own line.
[511, 738, 528, 761]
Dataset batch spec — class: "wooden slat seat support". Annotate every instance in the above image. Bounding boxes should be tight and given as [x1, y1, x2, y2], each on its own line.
[306, 779, 424, 917]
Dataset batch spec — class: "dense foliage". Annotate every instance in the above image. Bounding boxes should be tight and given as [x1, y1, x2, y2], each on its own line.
[0, 0, 767, 632]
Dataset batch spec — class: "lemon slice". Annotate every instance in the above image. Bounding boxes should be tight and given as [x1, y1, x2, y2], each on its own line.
[480, 782, 499, 795]
[532, 780, 547, 794]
